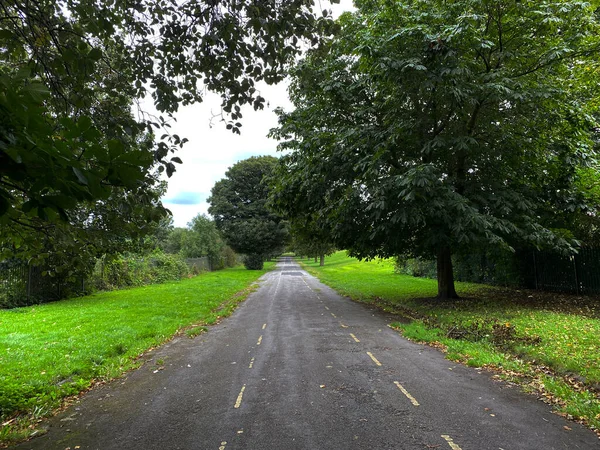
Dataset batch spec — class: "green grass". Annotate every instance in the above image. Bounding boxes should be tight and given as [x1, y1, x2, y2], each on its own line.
[0, 262, 273, 444]
[302, 251, 600, 433]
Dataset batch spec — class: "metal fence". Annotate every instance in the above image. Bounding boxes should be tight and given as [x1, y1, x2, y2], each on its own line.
[528, 248, 600, 295]
[0, 261, 84, 308]
[185, 257, 211, 272]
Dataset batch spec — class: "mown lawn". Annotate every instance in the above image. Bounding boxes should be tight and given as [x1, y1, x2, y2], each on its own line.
[0, 263, 273, 444]
[301, 251, 600, 434]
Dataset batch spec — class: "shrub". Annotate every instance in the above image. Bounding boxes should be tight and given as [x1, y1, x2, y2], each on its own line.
[243, 253, 264, 270]
[222, 246, 238, 268]
[90, 251, 189, 291]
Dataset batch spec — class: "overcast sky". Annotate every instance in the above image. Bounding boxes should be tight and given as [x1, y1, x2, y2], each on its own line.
[160, 0, 354, 228]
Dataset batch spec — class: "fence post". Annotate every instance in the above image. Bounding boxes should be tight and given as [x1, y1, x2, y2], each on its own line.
[573, 255, 579, 295]
[532, 251, 538, 290]
[27, 264, 32, 302]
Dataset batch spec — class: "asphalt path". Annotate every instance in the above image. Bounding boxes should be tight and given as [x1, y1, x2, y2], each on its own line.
[14, 257, 600, 449]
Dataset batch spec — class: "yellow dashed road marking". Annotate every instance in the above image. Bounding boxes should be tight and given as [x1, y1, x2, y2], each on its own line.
[366, 351, 382, 366]
[441, 435, 463, 450]
[350, 333, 360, 343]
[248, 357, 255, 369]
[324, 306, 330, 310]
[219, 441, 227, 450]
[234, 385, 246, 409]
[394, 381, 420, 406]
[331, 313, 337, 318]
[257, 335, 263, 345]
[262, 323, 267, 330]
[340, 323, 349, 328]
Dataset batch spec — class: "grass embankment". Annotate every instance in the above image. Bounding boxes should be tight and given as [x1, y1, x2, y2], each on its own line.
[0, 263, 273, 445]
[300, 251, 600, 433]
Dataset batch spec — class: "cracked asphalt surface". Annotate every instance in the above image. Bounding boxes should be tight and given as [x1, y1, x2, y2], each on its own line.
[14, 257, 600, 449]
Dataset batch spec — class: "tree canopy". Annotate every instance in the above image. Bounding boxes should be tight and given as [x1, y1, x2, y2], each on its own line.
[270, 0, 600, 298]
[0, 0, 336, 273]
[208, 156, 288, 269]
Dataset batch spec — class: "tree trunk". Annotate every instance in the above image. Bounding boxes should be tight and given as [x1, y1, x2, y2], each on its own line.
[314, 256, 317, 263]
[319, 253, 325, 266]
[436, 247, 459, 299]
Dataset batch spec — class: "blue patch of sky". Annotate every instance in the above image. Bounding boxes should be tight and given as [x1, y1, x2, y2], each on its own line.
[163, 191, 205, 205]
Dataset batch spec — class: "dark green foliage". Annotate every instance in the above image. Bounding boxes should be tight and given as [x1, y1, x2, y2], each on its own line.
[271, 0, 600, 298]
[285, 216, 336, 266]
[1, 0, 335, 279]
[184, 214, 226, 267]
[208, 156, 289, 266]
[90, 251, 189, 291]
[243, 253, 264, 270]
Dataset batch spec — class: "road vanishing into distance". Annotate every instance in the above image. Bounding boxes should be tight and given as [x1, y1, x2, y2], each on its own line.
[15, 257, 599, 449]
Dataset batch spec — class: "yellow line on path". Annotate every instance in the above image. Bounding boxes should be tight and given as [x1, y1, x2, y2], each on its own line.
[218, 441, 227, 450]
[257, 335, 263, 345]
[366, 351, 382, 366]
[350, 333, 360, 343]
[324, 306, 330, 310]
[331, 313, 337, 318]
[394, 381, 420, 406]
[340, 323, 348, 328]
[262, 323, 267, 330]
[441, 435, 463, 450]
[249, 357, 255, 369]
[234, 385, 246, 409]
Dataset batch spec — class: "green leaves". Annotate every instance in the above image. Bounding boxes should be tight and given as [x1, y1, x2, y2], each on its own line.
[208, 156, 288, 261]
[272, 0, 600, 283]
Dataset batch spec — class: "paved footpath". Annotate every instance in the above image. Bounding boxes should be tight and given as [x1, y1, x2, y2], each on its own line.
[14, 258, 600, 449]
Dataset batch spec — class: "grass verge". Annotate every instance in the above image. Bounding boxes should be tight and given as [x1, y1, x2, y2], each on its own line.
[300, 251, 600, 434]
[0, 262, 274, 446]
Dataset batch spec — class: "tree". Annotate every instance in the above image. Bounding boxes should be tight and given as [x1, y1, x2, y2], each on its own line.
[208, 156, 288, 269]
[1, 0, 336, 272]
[271, 0, 600, 298]
[184, 214, 226, 267]
[288, 216, 335, 266]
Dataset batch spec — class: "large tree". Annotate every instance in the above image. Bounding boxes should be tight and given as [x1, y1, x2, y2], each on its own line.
[0, 0, 336, 271]
[288, 215, 336, 266]
[271, 0, 600, 298]
[208, 156, 288, 269]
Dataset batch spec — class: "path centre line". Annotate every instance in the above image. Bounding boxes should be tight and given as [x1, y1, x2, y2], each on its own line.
[234, 385, 246, 409]
[324, 306, 330, 310]
[331, 313, 337, 318]
[441, 435, 463, 450]
[262, 323, 267, 330]
[257, 335, 263, 345]
[366, 351, 382, 366]
[340, 323, 349, 328]
[394, 381, 420, 406]
[248, 357, 255, 369]
[218, 441, 227, 450]
[350, 333, 360, 343]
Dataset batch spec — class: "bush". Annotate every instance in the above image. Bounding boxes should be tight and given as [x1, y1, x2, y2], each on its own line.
[90, 250, 190, 291]
[222, 246, 238, 268]
[243, 253, 264, 270]
[395, 257, 437, 278]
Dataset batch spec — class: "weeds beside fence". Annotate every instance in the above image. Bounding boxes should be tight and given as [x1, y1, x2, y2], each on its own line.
[0, 250, 243, 309]
[0, 252, 191, 308]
